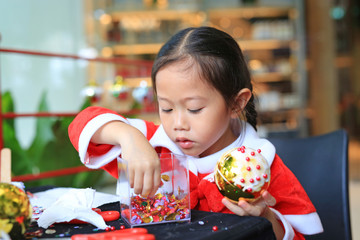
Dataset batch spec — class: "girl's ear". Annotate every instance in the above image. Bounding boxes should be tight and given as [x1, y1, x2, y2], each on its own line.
[231, 88, 252, 118]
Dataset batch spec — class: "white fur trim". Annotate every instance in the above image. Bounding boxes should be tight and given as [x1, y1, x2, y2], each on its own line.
[149, 125, 184, 155]
[269, 208, 295, 240]
[202, 172, 214, 182]
[127, 118, 147, 136]
[78, 113, 128, 168]
[192, 138, 241, 174]
[187, 157, 199, 176]
[284, 212, 323, 235]
[242, 122, 275, 166]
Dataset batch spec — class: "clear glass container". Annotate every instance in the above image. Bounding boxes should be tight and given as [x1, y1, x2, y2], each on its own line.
[117, 153, 191, 227]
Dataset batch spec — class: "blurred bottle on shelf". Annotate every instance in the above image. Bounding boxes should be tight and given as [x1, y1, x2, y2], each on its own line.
[107, 20, 122, 43]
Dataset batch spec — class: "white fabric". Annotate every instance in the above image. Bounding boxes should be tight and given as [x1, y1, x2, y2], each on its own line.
[36, 188, 115, 229]
[79, 113, 126, 168]
[285, 212, 323, 235]
[270, 208, 295, 240]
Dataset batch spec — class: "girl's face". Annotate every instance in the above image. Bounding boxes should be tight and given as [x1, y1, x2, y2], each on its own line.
[156, 62, 237, 157]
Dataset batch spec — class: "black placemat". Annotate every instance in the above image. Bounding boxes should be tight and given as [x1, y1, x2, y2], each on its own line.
[26, 201, 275, 240]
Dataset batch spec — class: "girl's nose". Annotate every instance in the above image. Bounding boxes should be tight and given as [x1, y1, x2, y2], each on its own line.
[174, 111, 188, 130]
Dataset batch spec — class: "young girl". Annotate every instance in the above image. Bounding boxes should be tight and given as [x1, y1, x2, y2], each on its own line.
[68, 27, 323, 240]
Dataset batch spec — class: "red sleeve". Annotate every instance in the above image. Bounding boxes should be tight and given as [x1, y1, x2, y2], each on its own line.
[68, 106, 120, 153]
[144, 120, 158, 141]
[268, 154, 316, 215]
[68, 106, 161, 179]
[294, 231, 305, 240]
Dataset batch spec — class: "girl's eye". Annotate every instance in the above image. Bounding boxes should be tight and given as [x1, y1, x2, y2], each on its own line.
[188, 108, 203, 113]
[161, 108, 172, 113]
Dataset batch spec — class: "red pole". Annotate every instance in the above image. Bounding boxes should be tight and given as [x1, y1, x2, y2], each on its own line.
[0, 47, 153, 67]
[12, 165, 98, 182]
[0, 34, 3, 150]
[1, 109, 142, 118]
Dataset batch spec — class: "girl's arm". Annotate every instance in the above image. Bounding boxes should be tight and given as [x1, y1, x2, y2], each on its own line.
[91, 120, 161, 197]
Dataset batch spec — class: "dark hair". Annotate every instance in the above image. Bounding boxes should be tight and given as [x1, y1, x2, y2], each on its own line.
[151, 26, 257, 130]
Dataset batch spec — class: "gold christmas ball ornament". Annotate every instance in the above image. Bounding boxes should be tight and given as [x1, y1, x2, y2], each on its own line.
[215, 146, 270, 202]
[0, 183, 32, 240]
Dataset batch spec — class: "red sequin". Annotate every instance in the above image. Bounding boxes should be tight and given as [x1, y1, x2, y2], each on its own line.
[212, 226, 219, 231]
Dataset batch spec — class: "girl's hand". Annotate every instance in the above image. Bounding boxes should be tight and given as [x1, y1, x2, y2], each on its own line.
[222, 191, 284, 240]
[119, 127, 161, 198]
[91, 121, 161, 197]
[221, 190, 276, 217]
[121, 138, 161, 197]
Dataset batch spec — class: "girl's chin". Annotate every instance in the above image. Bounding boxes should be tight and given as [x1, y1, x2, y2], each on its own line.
[178, 146, 200, 157]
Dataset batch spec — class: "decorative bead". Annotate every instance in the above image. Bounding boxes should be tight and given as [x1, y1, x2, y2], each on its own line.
[247, 166, 251, 171]
[256, 165, 261, 170]
[245, 157, 250, 161]
[247, 188, 253, 192]
[237, 147, 242, 151]
[212, 226, 219, 231]
[257, 149, 261, 153]
[240, 179, 245, 183]
[105, 227, 110, 231]
[240, 149, 245, 153]
[110, 226, 115, 231]
[256, 176, 261, 181]
[249, 178, 254, 183]
[120, 225, 126, 230]
[251, 151, 255, 156]
[263, 174, 268, 179]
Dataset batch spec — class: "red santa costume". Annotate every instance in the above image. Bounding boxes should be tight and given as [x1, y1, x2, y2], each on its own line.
[68, 106, 323, 240]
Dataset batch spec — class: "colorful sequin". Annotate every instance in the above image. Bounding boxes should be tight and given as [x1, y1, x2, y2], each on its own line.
[123, 192, 190, 225]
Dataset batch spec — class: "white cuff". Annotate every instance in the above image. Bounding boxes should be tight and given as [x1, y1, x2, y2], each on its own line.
[269, 208, 295, 240]
[78, 113, 128, 169]
[284, 212, 323, 235]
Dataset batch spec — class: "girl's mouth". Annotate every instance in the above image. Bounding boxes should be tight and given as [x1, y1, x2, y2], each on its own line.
[176, 138, 194, 149]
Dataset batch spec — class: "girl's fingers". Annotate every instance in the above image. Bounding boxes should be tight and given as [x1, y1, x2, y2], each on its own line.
[238, 199, 263, 216]
[221, 197, 247, 216]
[149, 167, 161, 197]
[128, 167, 135, 188]
[133, 169, 144, 195]
[261, 190, 276, 207]
[142, 170, 155, 197]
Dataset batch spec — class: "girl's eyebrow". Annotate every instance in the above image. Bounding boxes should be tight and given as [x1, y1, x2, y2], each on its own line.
[158, 96, 206, 102]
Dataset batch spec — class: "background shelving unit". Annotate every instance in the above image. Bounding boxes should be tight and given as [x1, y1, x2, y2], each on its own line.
[86, 1, 307, 137]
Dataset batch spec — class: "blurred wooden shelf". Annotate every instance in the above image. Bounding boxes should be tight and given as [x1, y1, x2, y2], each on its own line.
[208, 6, 296, 19]
[252, 72, 292, 83]
[112, 39, 294, 55]
[111, 9, 204, 20]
